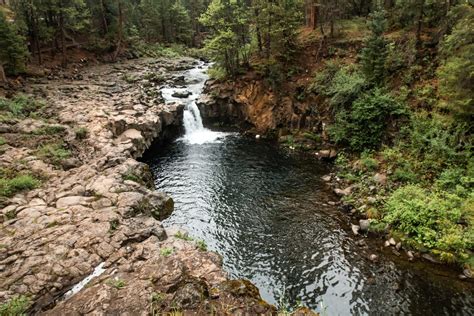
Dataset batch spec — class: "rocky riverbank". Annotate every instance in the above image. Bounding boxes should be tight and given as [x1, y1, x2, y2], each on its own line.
[0, 58, 277, 314]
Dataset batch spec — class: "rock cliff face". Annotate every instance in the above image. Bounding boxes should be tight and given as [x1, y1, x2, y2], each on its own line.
[199, 75, 323, 135]
[0, 58, 275, 314]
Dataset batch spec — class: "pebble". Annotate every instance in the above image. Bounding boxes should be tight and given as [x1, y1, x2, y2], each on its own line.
[369, 254, 378, 262]
[389, 238, 396, 246]
[351, 224, 360, 235]
[359, 219, 370, 233]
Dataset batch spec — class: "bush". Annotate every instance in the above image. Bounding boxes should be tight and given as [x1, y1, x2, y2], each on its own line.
[329, 88, 406, 150]
[0, 175, 40, 198]
[35, 143, 71, 165]
[75, 127, 89, 140]
[311, 63, 367, 112]
[398, 113, 470, 180]
[0, 95, 44, 119]
[384, 184, 473, 260]
[0, 295, 30, 316]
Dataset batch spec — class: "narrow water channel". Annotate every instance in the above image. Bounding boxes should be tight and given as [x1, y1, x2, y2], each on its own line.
[143, 62, 474, 315]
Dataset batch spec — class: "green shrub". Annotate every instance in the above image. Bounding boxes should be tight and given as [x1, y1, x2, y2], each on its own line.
[107, 278, 126, 289]
[0, 137, 6, 145]
[196, 240, 207, 251]
[360, 151, 379, 171]
[325, 66, 367, 110]
[384, 184, 473, 259]
[0, 175, 40, 198]
[207, 66, 226, 81]
[329, 88, 406, 150]
[36, 143, 71, 165]
[175, 231, 193, 241]
[0, 95, 44, 118]
[392, 163, 418, 183]
[0, 295, 31, 316]
[400, 113, 470, 179]
[75, 127, 89, 140]
[33, 125, 66, 135]
[0, 295, 30, 316]
[160, 247, 174, 257]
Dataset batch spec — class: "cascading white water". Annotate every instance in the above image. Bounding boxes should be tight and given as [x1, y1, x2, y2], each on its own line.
[161, 62, 227, 145]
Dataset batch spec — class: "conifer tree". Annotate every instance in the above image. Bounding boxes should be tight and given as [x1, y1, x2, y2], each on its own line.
[0, 10, 28, 77]
[360, 10, 389, 85]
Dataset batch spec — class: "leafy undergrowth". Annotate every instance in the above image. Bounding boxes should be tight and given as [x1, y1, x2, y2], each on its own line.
[335, 112, 473, 269]
[0, 295, 30, 316]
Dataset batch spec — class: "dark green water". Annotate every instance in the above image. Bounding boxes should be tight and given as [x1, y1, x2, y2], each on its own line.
[144, 133, 474, 315]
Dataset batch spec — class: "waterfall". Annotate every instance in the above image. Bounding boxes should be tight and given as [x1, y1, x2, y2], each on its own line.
[161, 61, 227, 145]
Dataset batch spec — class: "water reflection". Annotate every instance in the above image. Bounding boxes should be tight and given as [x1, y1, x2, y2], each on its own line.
[145, 136, 474, 315]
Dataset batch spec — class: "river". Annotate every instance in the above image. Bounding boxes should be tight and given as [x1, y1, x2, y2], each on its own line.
[142, 61, 474, 315]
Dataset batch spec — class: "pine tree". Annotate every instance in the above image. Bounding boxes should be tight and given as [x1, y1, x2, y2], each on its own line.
[170, 0, 192, 44]
[0, 10, 28, 76]
[360, 10, 389, 85]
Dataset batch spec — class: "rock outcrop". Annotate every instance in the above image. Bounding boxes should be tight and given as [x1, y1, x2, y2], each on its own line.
[199, 75, 325, 134]
[0, 58, 274, 314]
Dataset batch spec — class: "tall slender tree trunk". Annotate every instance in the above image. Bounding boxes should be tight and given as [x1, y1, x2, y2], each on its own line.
[60, 1, 67, 66]
[255, 7, 263, 53]
[416, 0, 425, 49]
[113, 0, 123, 61]
[100, 0, 109, 35]
[0, 64, 6, 83]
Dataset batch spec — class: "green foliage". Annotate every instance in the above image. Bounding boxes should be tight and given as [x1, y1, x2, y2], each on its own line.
[0, 175, 40, 199]
[0, 295, 30, 316]
[107, 278, 126, 289]
[311, 63, 367, 112]
[75, 127, 89, 140]
[360, 10, 389, 84]
[195, 239, 207, 251]
[207, 66, 227, 80]
[35, 143, 71, 165]
[0, 10, 28, 75]
[0, 137, 6, 146]
[384, 184, 473, 260]
[437, 4, 474, 119]
[175, 231, 193, 241]
[200, 0, 250, 76]
[329, 88, 406, 150]
[160, 247, 174, 257]
[0, 95, 44, 119]
[396, 113, 471, 181]
[360, 151, 379, 171]
[33, 125, 66, 135]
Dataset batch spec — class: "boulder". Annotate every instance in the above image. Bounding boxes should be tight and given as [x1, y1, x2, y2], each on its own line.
[373, 173, 387, 185]
[172, 90, 192, 98]
[359, 219, 370, 233]
[334, 186, 352, 197]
